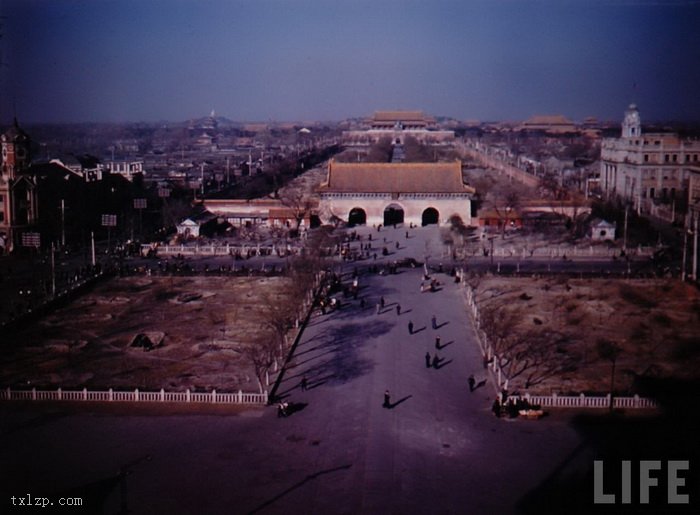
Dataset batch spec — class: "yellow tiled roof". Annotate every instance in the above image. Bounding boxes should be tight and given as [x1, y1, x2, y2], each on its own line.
[372, 111, 426, 122]
[321, 160, 474, 194]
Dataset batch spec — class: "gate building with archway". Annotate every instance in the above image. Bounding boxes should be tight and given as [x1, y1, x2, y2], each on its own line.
[318, 160, 474, 227]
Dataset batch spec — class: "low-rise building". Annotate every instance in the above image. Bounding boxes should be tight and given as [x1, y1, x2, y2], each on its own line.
[589, 218, 616, 242]
[106, 160, 145, 182]
[478, 209, 523, 232]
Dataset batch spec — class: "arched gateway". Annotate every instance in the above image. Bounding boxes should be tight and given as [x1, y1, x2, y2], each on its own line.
[348, 207, 367, 226]
[318, 160, 475, 227]
[422, 207, 439, 226]
[383, 204, 404, 226]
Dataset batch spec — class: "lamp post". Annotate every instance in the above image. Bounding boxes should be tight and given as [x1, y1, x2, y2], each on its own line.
[60, 199, 66, 248]
[597, 339, 621, 413]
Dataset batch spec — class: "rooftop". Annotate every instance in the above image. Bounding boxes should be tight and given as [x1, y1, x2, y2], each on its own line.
[321, 160, 474, 194]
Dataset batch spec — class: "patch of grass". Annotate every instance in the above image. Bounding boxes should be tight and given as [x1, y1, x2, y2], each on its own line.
[631, 323, 649, 342]
[154, 289, 178, 301]
[618, 284, 658, 309]
[652, 313, 672, 328]
[671, 337, 700, 361]
[567, 316, 584, 326]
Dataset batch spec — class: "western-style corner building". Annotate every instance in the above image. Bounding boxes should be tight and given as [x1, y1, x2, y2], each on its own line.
[318, 159, 475, 227]
[600, 104, 700, 223]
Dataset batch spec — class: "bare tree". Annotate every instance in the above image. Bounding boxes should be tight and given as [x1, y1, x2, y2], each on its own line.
[481, 178, 522, 230]
[479, 302, 580, 389]
[161, 198, 192, 232]
[403, 135, 434, 162]
[259, 290, 297, 358]
[278, 183, 315, 234]
[366, 137, 393, 163]
[597, 338, 622, 411]
[447, 214, 480, 258]
[243, 332, 278, 394]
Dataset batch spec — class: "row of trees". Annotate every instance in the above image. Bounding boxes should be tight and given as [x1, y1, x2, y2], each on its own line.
[473, 278, 627, 404]
[242, 225, 345, 393]
[477, 297, 582, 389]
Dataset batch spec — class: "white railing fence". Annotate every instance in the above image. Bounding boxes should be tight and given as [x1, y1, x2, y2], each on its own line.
[512, 393, 657, 410]
[1, 387, 268, 405]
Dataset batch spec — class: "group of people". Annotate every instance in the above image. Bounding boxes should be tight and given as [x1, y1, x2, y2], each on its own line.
[420, 278, 441, 293]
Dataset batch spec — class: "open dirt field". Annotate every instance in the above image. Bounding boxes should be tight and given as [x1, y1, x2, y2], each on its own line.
[472, 277, 700, 395]
[1, 276, 295, 392]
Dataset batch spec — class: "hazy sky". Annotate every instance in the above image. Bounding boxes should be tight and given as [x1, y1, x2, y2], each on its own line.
[1, 0, 699, 124]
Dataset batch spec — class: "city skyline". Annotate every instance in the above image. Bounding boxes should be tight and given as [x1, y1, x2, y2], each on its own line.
[1, 0, 699, 124]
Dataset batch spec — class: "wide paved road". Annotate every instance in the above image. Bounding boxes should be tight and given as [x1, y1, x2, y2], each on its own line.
[1, 227, 586, 514]
[250, 263, 582, 515]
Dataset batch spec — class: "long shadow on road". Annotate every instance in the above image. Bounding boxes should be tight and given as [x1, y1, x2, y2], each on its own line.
[247, 464, 353, 515]
[305, 320, 393, 386]
[278, 319, 394, 396]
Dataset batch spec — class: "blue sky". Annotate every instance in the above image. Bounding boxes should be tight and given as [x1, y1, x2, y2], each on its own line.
[1, 0, 699, 123]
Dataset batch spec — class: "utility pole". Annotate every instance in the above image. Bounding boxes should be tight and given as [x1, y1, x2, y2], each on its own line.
[60, 199, 66, 247]
[693, 212, 699, 282]
[682, 228, 688, 282]
[622, 204, 629, 251]
[50, 242, 56, 297]
[671, 198, 676, 225]
[91, 231, 96, 267]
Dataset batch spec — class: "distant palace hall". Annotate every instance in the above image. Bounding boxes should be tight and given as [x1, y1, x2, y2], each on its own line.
[318, 160, 474, 227]
[343, 110, 455, 146]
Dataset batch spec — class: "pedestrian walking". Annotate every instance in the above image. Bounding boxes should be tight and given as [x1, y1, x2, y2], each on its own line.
[301, 375, 308, 391]
[468, 374, 475, 392]
[405, 231, 409, 239]
[425, 352, 431, 368]
[383, 390, 391, 408]
[380, 296, 385, 308]
[435, 335, 441, 350]
[408, 321, 414, 334]
[432, 354, 440, 369]
[500, 388, 509, 405]
[396, 304, 401, 315]
[395, 241, 399, 249]
[492, 398, 501, 418]
[431, 315, 437, 330]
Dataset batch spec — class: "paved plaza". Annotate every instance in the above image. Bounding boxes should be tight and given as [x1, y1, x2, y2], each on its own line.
[1, 225, 696, 514]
